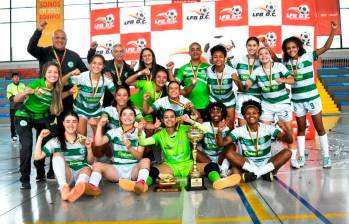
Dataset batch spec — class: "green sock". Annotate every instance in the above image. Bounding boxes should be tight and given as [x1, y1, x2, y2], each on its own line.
[146, 176, 153, 187]
[208, 171, 221, 183]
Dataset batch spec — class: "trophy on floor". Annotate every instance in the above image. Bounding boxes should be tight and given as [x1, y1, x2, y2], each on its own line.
[186, 125, 206, 191]
[154, 173, 181, 192]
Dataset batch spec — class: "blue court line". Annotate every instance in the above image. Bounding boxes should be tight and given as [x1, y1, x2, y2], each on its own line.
[333, 92, 349, 95]
[338, 101, 349, 105]
[320, 74, 349, 78]
[275, 176, 332, 224]
[0, 79, 36, 83]
[236, 186, 261, 224]
[327, 82, 349, 86]
[318, 67, 349, 70]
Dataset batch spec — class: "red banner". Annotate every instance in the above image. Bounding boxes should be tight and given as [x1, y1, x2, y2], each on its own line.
[90, 8, 120, 36]
[151, 4, 183, 31]
[249, 26, 282, 53]
[215, 0, 248, 27]
[282, 0, 316, 26]
[121, 32, 151, 61]
[315, 0, 341, 35]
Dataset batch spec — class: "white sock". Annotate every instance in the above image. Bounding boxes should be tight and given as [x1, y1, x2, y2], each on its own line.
[255, 162, 275, 177]
[89, 172, 102, 187]
[297, 136, 306, 157]
[76, 173, 89, 183]
[319, 134, 329, 157]
[291, 149, 297, 160]
[242, 162, 258, 173]
[52, 156, 67, 189]
[220, 159, 230, 171]
[137, 169, 149, 182]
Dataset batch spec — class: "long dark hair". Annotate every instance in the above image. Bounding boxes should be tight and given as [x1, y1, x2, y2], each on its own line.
[282, 36, 306, 62]
[113, 86, 134, 108]
[56, 110, 79, 151]
[246, 36, 260, 46]
[90, 54, 106, 74]
[138, 48, 158, 78]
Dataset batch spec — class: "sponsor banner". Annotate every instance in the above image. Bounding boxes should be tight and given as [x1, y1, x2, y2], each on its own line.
[91, 34, 120, 60]
[248, 0, 282, 26]
[151, 3, 183, 31]
[282, 26, 315, 52]
[182, 2, 215, 31]
[282, 0, 316, 26]
[120, 6, 151, 34]
[121, 32, 151, 61]
[215, 0, 248, 27]
[90, 8, 120, 36]
[315, 0, 341, 35]
[36, 0, 64, 47]
[249, 26, 282, 54]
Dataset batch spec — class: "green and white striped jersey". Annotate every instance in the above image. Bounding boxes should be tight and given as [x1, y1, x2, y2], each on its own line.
[230, 56, 261, 97]
[206, 65, 237, 108]
[202, 122, 230, 161]
[284, 51, 320, 103]
[70, 71, 116, 117]
[249, 62, 291, 104]
[42, 137, 89, 171]
[102, 106, 143, 129]
[106, 127, 143, 165]
[229, 123, 281, 165]
[151, 96, 191, 117]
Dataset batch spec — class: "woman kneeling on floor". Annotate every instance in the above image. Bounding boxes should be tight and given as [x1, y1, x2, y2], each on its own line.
[33, 110, 99, 202]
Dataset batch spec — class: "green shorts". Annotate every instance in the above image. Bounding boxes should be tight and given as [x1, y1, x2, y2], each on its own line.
[165, 160, 193, 177]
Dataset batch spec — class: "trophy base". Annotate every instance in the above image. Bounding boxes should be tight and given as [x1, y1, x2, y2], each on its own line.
[186, 176, 207, 191]
[153, 183, 181, 192]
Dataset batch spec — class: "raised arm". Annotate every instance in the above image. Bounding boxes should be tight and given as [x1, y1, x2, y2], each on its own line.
[95, 116, 110, 146]
[316, 22, 337, 56]
[166, 61, 176, 81]
[87, 41, 98, 63]
[14, 88, 34, 103]
[126, 68, 150, 86]
[33, 129, 51, 160]
[27, 21, 48, 59]
[142, 92, 154, 115]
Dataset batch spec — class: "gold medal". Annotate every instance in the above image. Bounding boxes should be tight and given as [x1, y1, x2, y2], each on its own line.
[89, 72, 101, 97]
[190, 61, 201, 81]
[247, 55, 256, 76]
[52, 47, 66, 75]
[114, 62, 124, 86]
[117, 80, 122, 85]
[262, 63, 273, 91]
[246, 124, 259, 154]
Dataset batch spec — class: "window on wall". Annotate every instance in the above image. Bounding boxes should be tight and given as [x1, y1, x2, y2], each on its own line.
[0, 24, 10, 61]
[11, 22, 36, 61]
[65, 19, 90, 59]
[11, 0, 36, 8]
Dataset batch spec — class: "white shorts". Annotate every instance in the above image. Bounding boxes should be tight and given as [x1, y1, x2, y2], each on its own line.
[293, 97, 322, 117]
[261, 101, 292, 122]
[247, 158, 269, 168]
[113, 163, 137, 180]
[236, 93, 261, 119]
[68, 166, 91, 186]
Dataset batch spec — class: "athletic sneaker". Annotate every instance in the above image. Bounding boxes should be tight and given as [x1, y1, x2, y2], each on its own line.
[12, 136, 17, 142]
[323, 157, 332, 169]
[298, 156, 306, 167]
[36, 175, 46, 182]
[134, 180, 146, 195]
[290, 159, 300, 169]
[85, 183, 101, 196]
[220, 169, 230, 178]
[46, 171, 56, 181]
[242, 172, 257, 183]
[119, 179, 148, 193]
[261, 172, 274, 182]
[213, 174, 241, 190]
[20, 182, 31, 190]
[68, 182, 86, 202]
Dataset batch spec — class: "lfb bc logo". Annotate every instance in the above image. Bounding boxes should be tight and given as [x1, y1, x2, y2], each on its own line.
[286, 4, 310, 20]
[96, 40, 115, 55]
[155, 9, 178, 25]
[94, 14, 115, 30]
[187, 5, 210, 21]
[124, 10, 146, 25]
[219, 5, 242, 21]
[252, 2, 276, 17]
[126, 38, 147, 53]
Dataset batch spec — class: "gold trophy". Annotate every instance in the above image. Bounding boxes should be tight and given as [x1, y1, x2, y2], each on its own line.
[186, 125, 206, 191]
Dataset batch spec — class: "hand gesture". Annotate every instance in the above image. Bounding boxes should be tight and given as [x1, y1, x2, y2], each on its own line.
[181, 114, 192, 123]
[122, 138, 131, 149]
[166, 61, 175, 71]
[85, 137, 92, 149]
[98, 116, 109, 127]
[90, 41, 98, 49]
[275, 77, 284, 84]
[37, 21, 48, 31]
[24, 88, 35, 95]
[231, 73, 239, 81]
[69, 85, 78, 95]
[70, 68, 81, 76]
[154, 118, 161, 129]
[143, 68, 151, 76]
[136, 121, 145, 132]
[217, 119, 227, 132]
[260, 36, 268, 47]
[39, 129, 51, 139]
[104, 72, 113, 80]
[130, 61, 137, 69]
[331, 21, 337, 30]
[184, 102, 193, 110]
[143, 92, 150, 101]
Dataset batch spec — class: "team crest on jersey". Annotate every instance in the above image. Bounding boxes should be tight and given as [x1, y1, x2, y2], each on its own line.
[67, 61, 74, 68]
[186, 5, 210, 21]
[124, 10, 147, 25]
[79, 148, 85, 154]
[252, 2, 277, 17]
[20, 120, 27, 127]
[298, 62, 304, 69]
[286, 4, 310, 20]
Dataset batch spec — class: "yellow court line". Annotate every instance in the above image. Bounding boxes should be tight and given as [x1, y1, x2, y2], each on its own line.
[239, 183, 273, 220]
[196, 217, 251, 223]
[28, 220, 181, 224]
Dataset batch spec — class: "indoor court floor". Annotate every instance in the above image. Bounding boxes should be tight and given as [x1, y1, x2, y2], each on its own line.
[0, 115, 348, 224]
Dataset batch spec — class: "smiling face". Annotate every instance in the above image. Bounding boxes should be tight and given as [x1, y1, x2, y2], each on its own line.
[209, 106, 223, 123]
[45, 65, 60, 84]
[212, 50, 226, 68]
[189, 43, 202, 61]
[162, 110, 176, 128]
[90, 56, 104, 74]
[115, 88, 129, 107]
[141, 49, 153, 66]
[168, 82, 180, 98]
[155, 71, 168, 87]
[246, 39, 259, 56]
[243, 107, 260, 125]
[286, 41, 299, 59]
[63, 114, 79, 135]
[112, 45, 125, 61]
[258, 48, 272, 64]
[120, 108, 136, 126]
[52, 30, 67, 50]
